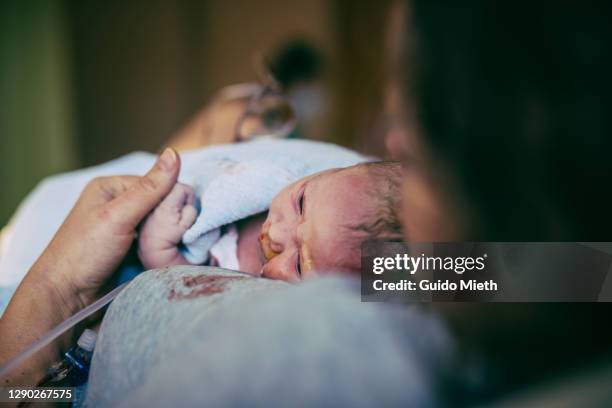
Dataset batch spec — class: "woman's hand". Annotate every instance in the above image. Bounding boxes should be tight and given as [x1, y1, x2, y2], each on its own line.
[0, 148, 180, 387]
[45, 148, 181, 308]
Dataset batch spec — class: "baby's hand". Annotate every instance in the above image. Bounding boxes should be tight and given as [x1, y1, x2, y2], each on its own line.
[138, 183, 198, 269]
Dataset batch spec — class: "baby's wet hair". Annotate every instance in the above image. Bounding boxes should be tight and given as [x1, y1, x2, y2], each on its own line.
[344, 161, 404, 243]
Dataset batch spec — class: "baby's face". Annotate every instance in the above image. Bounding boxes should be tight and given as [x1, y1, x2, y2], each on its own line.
[258, 167, 368, 282]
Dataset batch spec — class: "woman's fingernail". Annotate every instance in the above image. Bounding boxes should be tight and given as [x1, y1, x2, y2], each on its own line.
[158, 148, 177, 171]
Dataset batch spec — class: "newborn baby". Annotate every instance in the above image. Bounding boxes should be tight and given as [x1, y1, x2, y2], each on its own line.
[138, 162, 403, 282]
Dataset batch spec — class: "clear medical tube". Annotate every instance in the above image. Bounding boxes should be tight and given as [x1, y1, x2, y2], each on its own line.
[0, 282, 128, 378]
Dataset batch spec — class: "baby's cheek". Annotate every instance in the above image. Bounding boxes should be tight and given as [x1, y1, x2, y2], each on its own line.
[313, 243, 361, 277]
[301, 245, 314, 273]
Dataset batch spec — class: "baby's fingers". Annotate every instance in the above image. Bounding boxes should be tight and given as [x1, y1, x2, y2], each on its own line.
[180, 204, 198, 230]
[159, 182, 196, 211]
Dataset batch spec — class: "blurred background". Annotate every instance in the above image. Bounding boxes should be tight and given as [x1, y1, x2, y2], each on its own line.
[0, 0, 394, 226]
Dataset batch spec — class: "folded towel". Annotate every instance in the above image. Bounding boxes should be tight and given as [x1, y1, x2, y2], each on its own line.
[0, 140, 367, 313]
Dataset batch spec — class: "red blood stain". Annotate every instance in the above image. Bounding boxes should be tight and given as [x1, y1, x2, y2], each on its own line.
[168, 275, 246, 301]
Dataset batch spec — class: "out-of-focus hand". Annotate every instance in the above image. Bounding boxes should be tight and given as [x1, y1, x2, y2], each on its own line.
[163, 97, 248, 152]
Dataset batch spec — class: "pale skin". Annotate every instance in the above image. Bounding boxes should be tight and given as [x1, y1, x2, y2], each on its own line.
[138, 166, 371, 282]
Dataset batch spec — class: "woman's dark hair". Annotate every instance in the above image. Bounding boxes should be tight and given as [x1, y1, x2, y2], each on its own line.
[405, 1, 612, 240]
[402, 2, 612, 403]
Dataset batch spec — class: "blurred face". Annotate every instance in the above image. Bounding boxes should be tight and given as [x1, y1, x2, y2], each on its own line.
[384, 1, 467, 242]
[258, 168, 366, 282]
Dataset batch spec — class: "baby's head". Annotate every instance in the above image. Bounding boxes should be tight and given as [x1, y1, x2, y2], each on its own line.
[259, 161, 404, 281]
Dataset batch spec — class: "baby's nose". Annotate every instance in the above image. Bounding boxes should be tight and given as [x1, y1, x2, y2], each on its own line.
[268, 235, 284, 253]
[267, 225, 287, 250]
[260, 230, 281, 261]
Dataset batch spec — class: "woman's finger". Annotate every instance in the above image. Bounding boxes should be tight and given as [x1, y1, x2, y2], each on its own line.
[105, 148, 181, 230]
[85, 175, 140, 207]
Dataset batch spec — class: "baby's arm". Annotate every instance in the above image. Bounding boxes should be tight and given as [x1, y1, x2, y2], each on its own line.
[138, 183, 198, 269]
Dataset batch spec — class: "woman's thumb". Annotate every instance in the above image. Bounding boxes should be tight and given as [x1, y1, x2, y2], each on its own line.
[108, 148, 181, 229]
